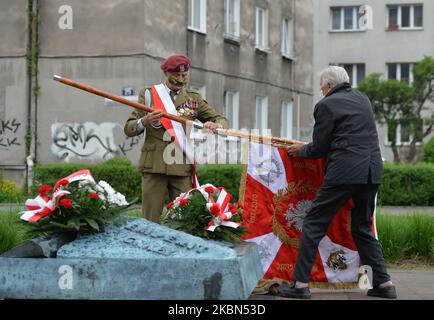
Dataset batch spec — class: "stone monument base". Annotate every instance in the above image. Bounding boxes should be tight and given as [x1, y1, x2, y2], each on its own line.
[0, 219, 263, 300]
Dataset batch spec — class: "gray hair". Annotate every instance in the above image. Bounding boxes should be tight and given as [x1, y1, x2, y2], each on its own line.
[320, 66, 350, 87]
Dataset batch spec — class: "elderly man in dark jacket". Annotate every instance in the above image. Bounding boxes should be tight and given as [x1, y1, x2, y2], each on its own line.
[280, 66, 396, 299]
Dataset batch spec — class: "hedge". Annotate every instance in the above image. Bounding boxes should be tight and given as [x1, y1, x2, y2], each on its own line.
[33, 157, 142, 202]
[0, 170, 24, 203]
[379, 163, 434, 206]
[422, 137, 434, 163]
[32, 158, 244, 203]
[22, 159, 434, 206]
[0, 180, 23, 203]
[196, 164, 243, 198]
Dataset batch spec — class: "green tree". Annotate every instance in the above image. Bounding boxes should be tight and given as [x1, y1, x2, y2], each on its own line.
[358, 56, 434, 163]
[409, 57, 434, 162]
[422, 137, 434, 163]
[358, 74, 413, 163]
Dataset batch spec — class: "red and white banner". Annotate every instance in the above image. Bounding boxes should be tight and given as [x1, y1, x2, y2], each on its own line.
[151, 84, 199, 188]
[240, 142, 377, 292]
[20, 170, 95, 222]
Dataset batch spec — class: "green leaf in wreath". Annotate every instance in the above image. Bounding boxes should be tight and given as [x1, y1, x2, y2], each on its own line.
[84, 218, 100, 232]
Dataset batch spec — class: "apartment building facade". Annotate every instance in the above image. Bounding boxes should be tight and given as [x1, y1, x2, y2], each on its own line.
[313, 0, 434, 161]
[0, 0, 314, 187]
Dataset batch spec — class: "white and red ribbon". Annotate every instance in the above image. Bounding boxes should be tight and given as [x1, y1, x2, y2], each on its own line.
[206, 188, 240, 232]
[151, 84, 199, 188]
[168, 184, 240, 232]
[20, 170, 95, 222]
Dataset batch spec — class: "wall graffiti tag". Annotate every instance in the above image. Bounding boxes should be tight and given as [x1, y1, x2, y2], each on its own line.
[51, 122, 119, 162]
[0, 118, 21, 150]
[118, 133, 144, 156]
[51, 122, 145, 162]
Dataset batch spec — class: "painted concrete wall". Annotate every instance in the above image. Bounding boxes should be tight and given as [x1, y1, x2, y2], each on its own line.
[0, 0, 29, 184]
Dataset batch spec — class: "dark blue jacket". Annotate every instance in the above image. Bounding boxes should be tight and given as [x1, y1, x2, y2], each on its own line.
[299, 82, 383, 185]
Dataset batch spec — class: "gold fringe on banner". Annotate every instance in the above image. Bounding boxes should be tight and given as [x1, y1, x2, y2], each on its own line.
[252, 277, 360, 295]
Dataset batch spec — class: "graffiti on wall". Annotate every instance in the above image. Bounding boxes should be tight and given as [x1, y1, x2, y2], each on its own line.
[51, 122, 144, 162]
[0, 118, 21, 150]
[52, 122, 119, 162]
[118, 133, 144, 156]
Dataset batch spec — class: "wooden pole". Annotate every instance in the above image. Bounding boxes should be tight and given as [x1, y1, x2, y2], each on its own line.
[53, 75, 302, 147]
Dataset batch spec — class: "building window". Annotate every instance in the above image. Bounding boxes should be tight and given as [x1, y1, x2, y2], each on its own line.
[189, 84, 207, 100]
[340, 63, 366, 87]
[224, 91, 239, 130]
[281, 101, 293, 139]
[281, 17, 294, 59]
[255, 7, 269, 50]
[255, 96, 268, 133]
[188, 0, 207, 33]
[387, 122, 412, 146]
[387, 4, 423, 30]
[331, 7, 364, 31]
[387, 63, 413, 84]
[224, 0, 240, 41]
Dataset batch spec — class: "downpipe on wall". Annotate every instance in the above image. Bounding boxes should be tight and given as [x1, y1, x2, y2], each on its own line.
[26, 0, 38, 193]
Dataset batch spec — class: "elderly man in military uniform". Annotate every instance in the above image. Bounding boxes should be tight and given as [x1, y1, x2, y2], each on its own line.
[124, 54, 228, 223]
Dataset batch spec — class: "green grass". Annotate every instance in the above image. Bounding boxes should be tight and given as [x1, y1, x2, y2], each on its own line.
[0, 210, 36, 254]
[123, 209, 142, 219]
[377, 213, 434, 262]
[1, 210, 433, 266]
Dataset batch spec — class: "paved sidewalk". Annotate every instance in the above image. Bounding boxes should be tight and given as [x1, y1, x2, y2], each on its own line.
[249, 269, 434, 300]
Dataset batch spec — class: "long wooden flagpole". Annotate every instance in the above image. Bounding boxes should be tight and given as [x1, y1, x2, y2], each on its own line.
[53, 75, 302, 147]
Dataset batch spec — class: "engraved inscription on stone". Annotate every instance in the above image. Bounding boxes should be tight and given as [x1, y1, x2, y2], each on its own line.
[57, 219, 235, 259]
[122, 222, 208, 254]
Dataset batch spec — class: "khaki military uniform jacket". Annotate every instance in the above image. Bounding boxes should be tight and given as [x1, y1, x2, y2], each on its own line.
[124, 86, 228, 176]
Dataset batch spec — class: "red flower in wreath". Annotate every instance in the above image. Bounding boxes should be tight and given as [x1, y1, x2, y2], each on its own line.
[88, 192, 99, 199]
[38, 185, 52, 195]
[58, 179, 70, 186]
[179, 199, 189, 207]
[60, 198, 73, 209]
[205, 186, 215, 194]
[210, 203, 220, 216]
[166, 201, 174, 209]
[229, 203, 238, 214]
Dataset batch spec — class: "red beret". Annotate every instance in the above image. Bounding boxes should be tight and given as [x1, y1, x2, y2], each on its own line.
[160, 54, 191, 73]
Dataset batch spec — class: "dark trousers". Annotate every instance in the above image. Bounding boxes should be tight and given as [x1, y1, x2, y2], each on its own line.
[293, 182, 391, 286]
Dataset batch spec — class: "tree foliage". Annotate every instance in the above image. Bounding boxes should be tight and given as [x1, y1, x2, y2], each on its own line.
[358, 56, 434, 163]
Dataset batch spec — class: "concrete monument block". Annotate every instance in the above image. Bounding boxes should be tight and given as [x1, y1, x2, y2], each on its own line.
[0, 219, 263, 300]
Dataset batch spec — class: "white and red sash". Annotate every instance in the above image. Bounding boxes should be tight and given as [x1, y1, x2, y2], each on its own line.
[151, 84, 199, 188]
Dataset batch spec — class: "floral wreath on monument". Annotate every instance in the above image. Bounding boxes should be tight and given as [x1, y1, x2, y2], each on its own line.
[162, 184, 248, 242]
[20, 170, 135, 235]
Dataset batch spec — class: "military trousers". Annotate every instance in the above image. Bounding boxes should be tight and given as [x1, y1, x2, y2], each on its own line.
[141, 172, 192, 223]
[293, 182, 391, 286]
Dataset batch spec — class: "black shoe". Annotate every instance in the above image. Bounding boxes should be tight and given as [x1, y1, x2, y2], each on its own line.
[367, 285, 397, 299]
[276, 282, 311, 299]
